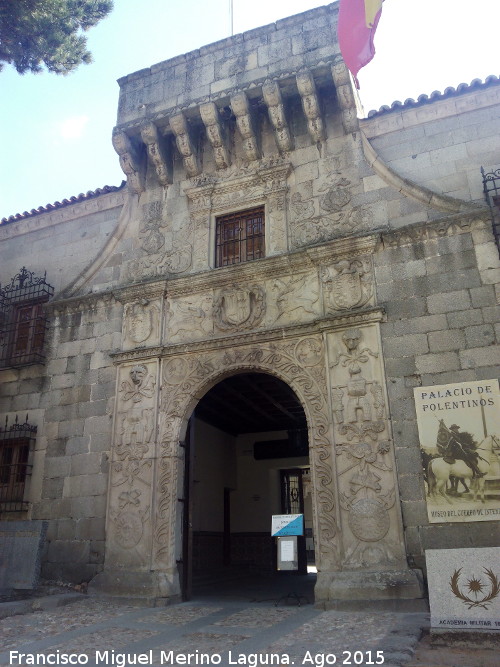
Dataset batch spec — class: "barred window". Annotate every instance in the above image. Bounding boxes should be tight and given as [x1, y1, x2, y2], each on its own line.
[0, 415, 36, 513]
[0, 267, 53, 368]
[215, 207, 265, 267]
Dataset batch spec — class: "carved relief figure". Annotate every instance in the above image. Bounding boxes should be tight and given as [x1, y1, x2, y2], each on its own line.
[167, 295, 213, 341]
[213, 286, 265, 331]
[322, 258, 373, 312]
[272, 274, 319, 323]
[116, 408, 155, 460]
[330, 328, 383, 441]
[119, 364, 156, 403]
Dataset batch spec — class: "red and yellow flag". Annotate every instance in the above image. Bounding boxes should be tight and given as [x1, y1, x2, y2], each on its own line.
[338, 0, 384, 89]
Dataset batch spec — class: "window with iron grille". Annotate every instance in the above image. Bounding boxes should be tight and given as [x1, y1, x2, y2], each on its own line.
[215, 207, 265, 267]
[0, 267, 54, 368]
[0, 415, 36, 513]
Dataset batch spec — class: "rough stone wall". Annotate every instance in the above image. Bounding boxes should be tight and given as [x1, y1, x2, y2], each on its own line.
[376, 226, 500, 570]
[0, 297, 122, 582]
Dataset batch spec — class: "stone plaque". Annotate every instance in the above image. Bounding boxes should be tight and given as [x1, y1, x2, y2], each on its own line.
[426, 548, 500, 630]
[0, 520, 47, 590]
[414, 380, 500, 523]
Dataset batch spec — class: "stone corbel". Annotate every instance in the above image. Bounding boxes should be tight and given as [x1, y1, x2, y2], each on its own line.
[199, 102, 231, 170]
[230, 91, 260, 161]
[331, 59, 360, 134]
[296, 70, 325, 144]
[112, 128, 145, 194]
[140, 122, 172, 186]
[169, 113, 201, 177]
[262, 80, 293, 153]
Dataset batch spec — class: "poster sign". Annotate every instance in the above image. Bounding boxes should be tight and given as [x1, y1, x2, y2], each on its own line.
[276, 536, 298, 571]
[271, 514, 304, 536]
[426, 548, 500, 630]
[414, 380, 500, 523]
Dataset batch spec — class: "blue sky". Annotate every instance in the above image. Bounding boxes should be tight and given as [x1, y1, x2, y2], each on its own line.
[1, 0, 499, 219]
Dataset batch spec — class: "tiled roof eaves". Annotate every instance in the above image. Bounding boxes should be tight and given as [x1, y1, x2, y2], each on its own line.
[366, 75, 499, 119]
[1, 181, 127, 225]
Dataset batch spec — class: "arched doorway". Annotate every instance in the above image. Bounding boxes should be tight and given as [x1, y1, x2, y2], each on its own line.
[181, 371, 315, 600]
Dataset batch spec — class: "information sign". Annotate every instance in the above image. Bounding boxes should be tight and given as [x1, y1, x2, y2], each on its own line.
[271, 514, 304, 536]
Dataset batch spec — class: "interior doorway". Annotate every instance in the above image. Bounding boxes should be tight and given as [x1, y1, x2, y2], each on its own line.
[180, 372, 315, 600]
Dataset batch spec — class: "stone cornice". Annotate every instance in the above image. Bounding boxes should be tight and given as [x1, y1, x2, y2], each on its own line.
[109, 307, 386, 364]
[382, 209, 491, 248]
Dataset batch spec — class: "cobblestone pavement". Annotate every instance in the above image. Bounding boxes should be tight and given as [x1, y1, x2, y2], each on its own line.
[0, 596, 427, 667]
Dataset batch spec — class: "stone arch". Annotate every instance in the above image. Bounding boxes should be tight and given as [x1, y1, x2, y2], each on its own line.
[153, 339, 340, 583]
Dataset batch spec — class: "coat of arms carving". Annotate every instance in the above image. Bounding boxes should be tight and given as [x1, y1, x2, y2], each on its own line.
[213, 285, 265, 331]
[321, 258, 373, 312]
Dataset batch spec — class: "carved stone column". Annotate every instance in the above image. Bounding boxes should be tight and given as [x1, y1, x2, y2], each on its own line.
[318, 323, 424, 602]
[90, 359, 165, 597]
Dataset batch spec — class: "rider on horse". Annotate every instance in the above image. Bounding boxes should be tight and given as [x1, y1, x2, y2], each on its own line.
[437, 421, 485, 478]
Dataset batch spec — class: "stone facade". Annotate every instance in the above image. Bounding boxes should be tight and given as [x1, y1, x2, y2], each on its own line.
[0, 3, 499, 604]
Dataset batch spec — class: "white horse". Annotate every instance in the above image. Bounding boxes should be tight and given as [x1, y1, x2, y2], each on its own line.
[427, 435, 500, 504]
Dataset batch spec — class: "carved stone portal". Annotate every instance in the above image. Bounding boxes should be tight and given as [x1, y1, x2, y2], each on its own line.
[96, 324, 422, 603]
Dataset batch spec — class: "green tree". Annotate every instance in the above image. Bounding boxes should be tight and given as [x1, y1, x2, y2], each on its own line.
[0, 0, 113, 75]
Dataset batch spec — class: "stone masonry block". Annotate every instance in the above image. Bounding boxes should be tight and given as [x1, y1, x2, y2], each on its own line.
[44, 456, 71, 478]
[78, 399, 108, 419]
[70, 495, 106, 519]
[464, 324, 496, 348]
[392, 314, 447, 335]
[42, 477, 64, 500]
[470, 285, 497, 307]
[446, 308, 483, 328]
[397, 474, 425, 502]
[420, 369, 477, 386]
[427, 290, 470, 313]
[388, 398, 416, 421]
[84, 414, 113, 436]
[384, 356, 417, 378]
[400, 500, 428, 527]
[382, 334, 429, 358]
[425, 250, 477, 275]
[416, 352, 460, 374]
[76, 518, 106, 542]
[459, 346, 500, 369]
[384, 297, 427, 319]
[63, 474, 108, 498]
[482, 305, 500, 323]
[58, 419, 85, 438]
[428, 329, 465, 352]
[66, 435, 90, 456]
[70, 452, 103, 476]
[394, 446, 422, 475]
[47, 539, 90, 564]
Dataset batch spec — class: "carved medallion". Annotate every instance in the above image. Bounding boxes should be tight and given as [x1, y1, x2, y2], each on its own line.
[114, 511, 144, 549]
[295, 338, 323, 367]
[213, 286, 265, 331]
[348, 498, 390, 542]
[322, 258, 373, 312]
[163, 357, 189, 385]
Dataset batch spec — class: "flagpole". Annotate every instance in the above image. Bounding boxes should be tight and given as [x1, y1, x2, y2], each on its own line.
[229, 0, 233, 36]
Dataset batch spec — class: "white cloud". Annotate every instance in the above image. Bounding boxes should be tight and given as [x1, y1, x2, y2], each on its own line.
[59, 115, 89, 140]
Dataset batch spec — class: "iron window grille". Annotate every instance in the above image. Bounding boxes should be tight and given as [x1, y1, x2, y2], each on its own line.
[0, 415, 36, 513]
[481, 167, 500, 258]
[215, 207, 265, 267]
[0, 267, 54, 368]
